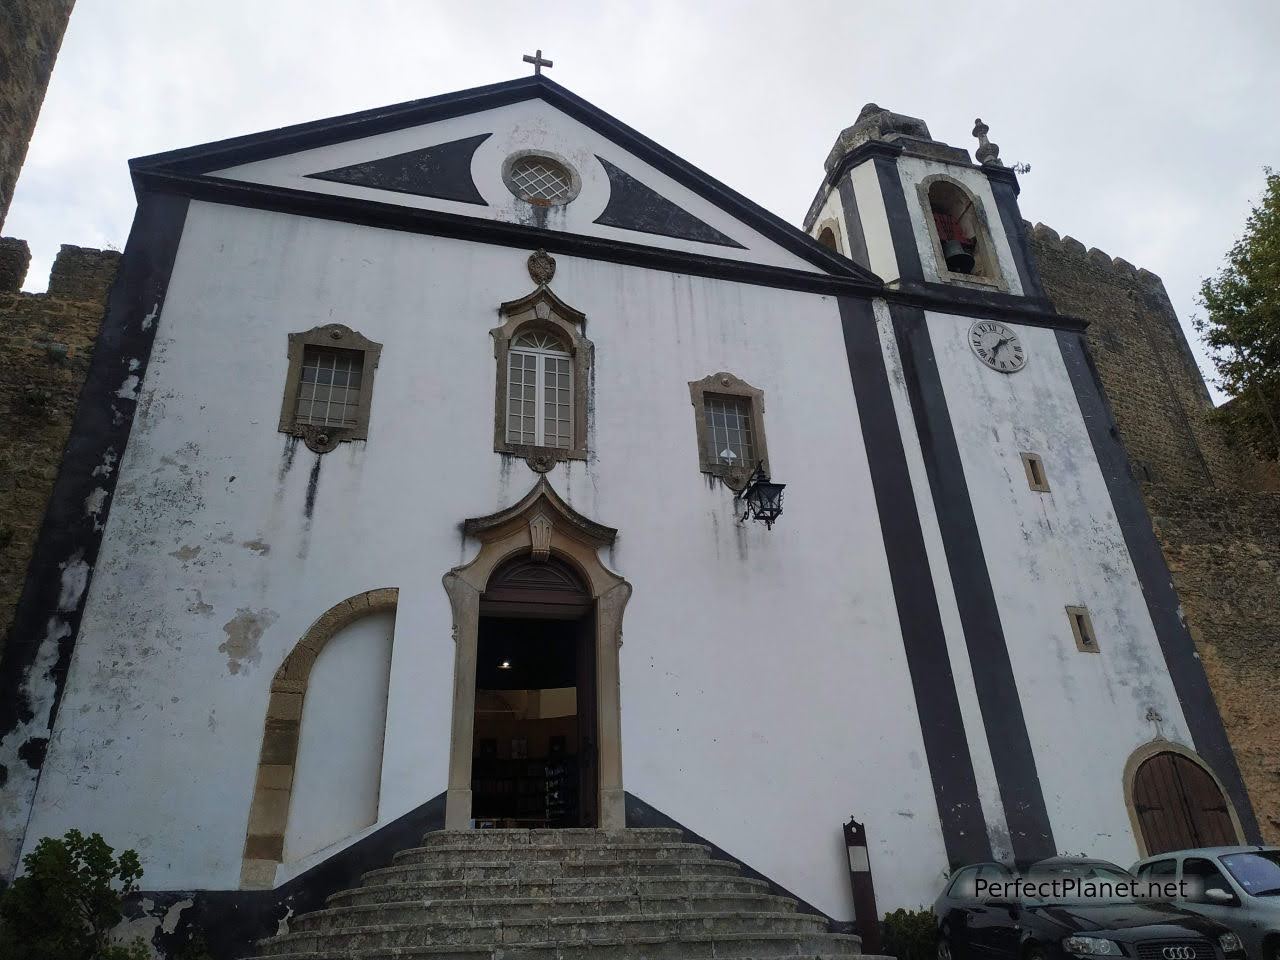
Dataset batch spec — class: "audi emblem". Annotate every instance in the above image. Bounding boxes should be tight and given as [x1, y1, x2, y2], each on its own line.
[1162, 947, 1197, 959]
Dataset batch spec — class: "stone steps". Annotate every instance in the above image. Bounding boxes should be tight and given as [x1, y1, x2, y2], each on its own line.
[393, 842, 712, 866]
[328, 874, 773, 907]
[247, 828, 869, 960]
[262, 911, 830, 952]
[361, 856, 744, 885]
[297, 892, 799, 926]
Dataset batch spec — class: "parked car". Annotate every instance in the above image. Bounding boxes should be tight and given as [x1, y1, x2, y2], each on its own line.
[935, 856, 1247, 960]
[1133, 847, 1280, 960]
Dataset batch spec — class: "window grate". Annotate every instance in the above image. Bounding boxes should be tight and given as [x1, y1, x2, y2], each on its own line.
[703, 394, 755, 467]
[509, 157, 573, 204]
[295, 346, 363, 428]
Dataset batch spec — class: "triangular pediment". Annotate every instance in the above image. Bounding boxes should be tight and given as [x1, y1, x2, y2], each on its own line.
[130, 77, 879, 287]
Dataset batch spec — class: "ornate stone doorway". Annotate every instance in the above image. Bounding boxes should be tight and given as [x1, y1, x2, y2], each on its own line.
[1125, 740, 1243, 856]
[444, 478, 629, 829]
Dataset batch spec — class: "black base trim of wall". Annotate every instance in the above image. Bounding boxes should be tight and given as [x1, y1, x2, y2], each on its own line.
[623, 792, 847, 931]
[889, 302, 1057, 865]
[127, 792, 447, 960]
[837, 296, 991, 869]
[1055, 330, 1261, 841]
[890, 279, 1079, 331]
[0, 192, 190, 876]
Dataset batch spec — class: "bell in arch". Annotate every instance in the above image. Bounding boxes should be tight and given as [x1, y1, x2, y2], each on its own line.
[942, 239, 975, 274]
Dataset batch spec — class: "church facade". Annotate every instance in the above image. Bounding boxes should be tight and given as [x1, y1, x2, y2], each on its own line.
[0, 74, 1260, 927]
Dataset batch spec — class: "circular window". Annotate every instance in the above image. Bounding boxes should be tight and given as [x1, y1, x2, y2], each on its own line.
[503, 152, 580, 206]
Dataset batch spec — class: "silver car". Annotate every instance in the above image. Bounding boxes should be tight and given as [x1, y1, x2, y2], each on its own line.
[1132, 847, 1280, 960]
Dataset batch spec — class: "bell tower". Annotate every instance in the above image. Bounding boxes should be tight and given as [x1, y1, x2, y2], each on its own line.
[803, 102, 1050, 307]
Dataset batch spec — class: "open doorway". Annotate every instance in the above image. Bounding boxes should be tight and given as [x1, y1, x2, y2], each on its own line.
[471, 554, 597, 828]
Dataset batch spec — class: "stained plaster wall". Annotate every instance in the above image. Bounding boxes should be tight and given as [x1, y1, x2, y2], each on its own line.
[24, 199, 948, 916]
[924, 310, 1194, 864]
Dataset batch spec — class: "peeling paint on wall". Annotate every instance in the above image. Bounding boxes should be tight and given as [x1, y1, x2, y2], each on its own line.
[219, 608, 277, 675]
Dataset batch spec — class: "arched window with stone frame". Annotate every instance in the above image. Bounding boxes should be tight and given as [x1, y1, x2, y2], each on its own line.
[492, 284, 592, 471]
[916, 174, 1007, 290]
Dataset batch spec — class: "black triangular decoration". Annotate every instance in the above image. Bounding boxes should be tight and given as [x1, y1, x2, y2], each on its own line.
[593, 156, 745, 248]
[306, 133, 491, 205]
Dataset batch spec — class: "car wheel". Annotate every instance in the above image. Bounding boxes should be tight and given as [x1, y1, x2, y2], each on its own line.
[938, 936, 953, 960]
[1265, 939, 1280, 960]
[1025, 946, 1047, 960]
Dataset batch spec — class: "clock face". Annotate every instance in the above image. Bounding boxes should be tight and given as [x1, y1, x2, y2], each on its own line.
[968, 321, 1027, 373]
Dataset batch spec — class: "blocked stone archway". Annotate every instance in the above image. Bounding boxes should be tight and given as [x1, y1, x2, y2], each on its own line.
[240, 587, 398, 888]
[444, 477, 630, 829]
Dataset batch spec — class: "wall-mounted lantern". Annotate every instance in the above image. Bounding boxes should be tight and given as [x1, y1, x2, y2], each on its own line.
[737, 462, 786, 529]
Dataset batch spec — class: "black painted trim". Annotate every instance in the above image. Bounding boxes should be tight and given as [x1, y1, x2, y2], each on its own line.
[594, 156, 744, 248]
[135, 792, 447, 960]
[836, 177, 871, 270]
[873, 156, 924, 283]
[307, 132, 491, 205]
[836, 296, 991, 869]
[135, 168, 881, 298]
[131, 75, 880, 285]
[888, 303, 1057, 865]
[0, 193, 189, 866]
[890, 280, 1081, 331]
[1054, 330, 1261, 841]
[624, 792, 841, 929]
[984, 174, 1046, 300]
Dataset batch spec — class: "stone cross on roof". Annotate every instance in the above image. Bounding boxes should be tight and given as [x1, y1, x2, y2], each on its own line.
[523, 49, 553, 76]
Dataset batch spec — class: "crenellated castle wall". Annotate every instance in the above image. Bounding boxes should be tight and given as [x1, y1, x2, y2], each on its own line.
[0, 237, 119, 656]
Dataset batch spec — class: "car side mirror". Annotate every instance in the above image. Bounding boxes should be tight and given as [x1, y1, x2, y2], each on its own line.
[1204, 889, 1233, 904]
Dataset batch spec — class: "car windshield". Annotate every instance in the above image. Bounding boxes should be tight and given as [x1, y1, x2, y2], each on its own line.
[1018, 862, 1143, 904]
[1220, 851, 1280, 897]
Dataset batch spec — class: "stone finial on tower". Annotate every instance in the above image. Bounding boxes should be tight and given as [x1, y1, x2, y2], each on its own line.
[972, 119, 1002, 167]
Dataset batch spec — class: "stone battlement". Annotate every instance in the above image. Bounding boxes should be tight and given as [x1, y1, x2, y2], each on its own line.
[0, 236, 119, 656]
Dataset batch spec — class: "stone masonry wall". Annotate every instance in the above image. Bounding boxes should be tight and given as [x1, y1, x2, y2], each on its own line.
[1030, 224, 1280, 841]
[0, 237, 118, 657]
[0, 0, 76, 230]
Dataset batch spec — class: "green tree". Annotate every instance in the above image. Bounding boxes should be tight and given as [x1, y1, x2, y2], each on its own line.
[1196, 168, 1280, 459]
[0, 830, 148, 960]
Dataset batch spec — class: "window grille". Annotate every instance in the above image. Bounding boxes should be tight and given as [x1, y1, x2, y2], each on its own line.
[507, 331, 572, 448]
[295, 346, 364, 428]
[703, 394, 756, 467]
[509, 156, 573, 204]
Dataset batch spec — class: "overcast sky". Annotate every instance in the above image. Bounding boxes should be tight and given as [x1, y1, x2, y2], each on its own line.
[8, 1, 1279, 401]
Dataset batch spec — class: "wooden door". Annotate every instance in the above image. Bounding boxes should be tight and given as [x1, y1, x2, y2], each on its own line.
[576, 607, 598, 828]
[1133, 752, 1237, 854]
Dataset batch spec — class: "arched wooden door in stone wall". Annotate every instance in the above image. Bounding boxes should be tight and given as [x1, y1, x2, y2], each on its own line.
[1133, 751, 1238, 854]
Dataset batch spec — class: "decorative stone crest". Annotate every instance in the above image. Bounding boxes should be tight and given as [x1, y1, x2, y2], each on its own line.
[973, 118, 1002, 167]
[297, 423, 342, 455]
[527, 248, 556, 286]
[529, 515, 553, 561]
[525, 452, 557, 473]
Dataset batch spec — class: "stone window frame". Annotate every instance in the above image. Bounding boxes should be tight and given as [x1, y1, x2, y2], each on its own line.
[688, 372, 770, 491]
[240, 587, 399, 889]
[501, 149, 583, 207]
[916, 173, 1008, 292]
[1065, 604, 1100, 653]
[278, 323, 383, 454]
[815, 217, 845, 255]
[1021, 451, 1050, 492]
[492, 286, 592, 469]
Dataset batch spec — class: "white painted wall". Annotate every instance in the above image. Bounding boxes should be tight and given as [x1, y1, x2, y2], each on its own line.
[284, 610, 395, 863]
[213, 98, 822, 274]
[925, 311, 1192, 865]
[25, 201, 950, 915]
[846, 161, 898, 283]
[808, 187, 847, 257]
